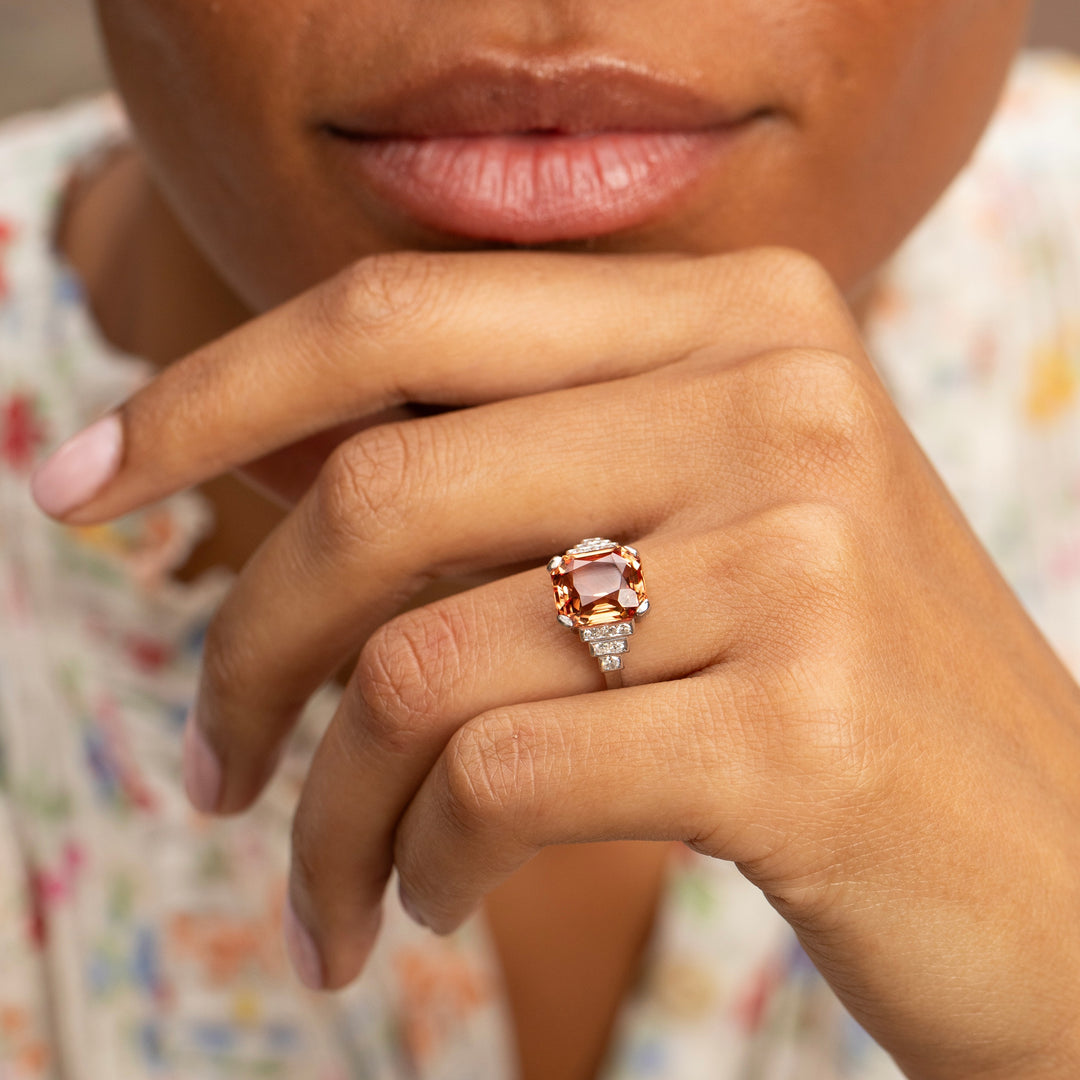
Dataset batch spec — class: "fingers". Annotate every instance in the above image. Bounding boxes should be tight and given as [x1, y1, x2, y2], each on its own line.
[390, 680, 733, 936]
[182, 359, 746, 816]
[281, 499, 851, 989]
[183, 339, 877, 818]
[30, 247, 861, 524]
[288, 671, 777, 989]
[283, 529, 754, 989]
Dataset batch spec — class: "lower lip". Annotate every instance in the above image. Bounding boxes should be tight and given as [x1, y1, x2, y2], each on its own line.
[330, 127, 745, 244]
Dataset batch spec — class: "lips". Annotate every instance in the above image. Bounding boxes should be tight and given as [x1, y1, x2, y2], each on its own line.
[320, 58, 767, 244]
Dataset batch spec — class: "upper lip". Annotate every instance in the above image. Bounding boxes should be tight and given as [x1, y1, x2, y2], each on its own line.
[325, 55, 758, 138]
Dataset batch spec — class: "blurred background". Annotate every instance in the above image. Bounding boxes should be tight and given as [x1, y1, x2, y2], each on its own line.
[0, 0, 1079, 121]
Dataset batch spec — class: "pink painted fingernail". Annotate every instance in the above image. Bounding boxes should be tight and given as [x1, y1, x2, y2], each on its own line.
[283, 892, 324, 990]
[30, 413, 124, 517]
[181, 707, 222, 813]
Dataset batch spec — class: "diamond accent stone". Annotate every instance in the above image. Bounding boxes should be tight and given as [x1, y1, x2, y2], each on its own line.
[566, 537, 617, 555]
[549, 542, 648, 627]
[589, 639, 628, 657]
[579, 622, 634, 642]
[598, 655, 623, 671]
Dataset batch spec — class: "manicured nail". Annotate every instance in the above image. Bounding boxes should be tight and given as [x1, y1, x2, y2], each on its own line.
[283, 892, 324, 990]
[30, 412, 124, 518]
[181, 707, 222, 813]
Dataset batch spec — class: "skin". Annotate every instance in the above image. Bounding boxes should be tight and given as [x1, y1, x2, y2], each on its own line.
[91, 0, 1026, 314]
[36, 0, 1080, 1076]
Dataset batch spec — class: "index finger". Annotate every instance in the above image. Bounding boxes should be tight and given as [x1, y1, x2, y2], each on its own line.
[29, 247, 860, 524]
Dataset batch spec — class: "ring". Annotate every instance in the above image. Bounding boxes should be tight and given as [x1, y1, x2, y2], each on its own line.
[546, 537, 650, 690]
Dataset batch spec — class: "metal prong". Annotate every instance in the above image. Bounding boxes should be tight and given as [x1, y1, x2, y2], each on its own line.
[624, 545, 639, 558]
[636, 598, 650, 617]
[556, 613, 575, 628]
[546, 555, 563, 573]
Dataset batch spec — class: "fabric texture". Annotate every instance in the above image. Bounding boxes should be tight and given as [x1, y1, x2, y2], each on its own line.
[1, 47, 1079, 1080]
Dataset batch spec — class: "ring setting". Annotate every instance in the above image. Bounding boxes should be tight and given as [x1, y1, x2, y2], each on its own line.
[547, 538, 649, 688]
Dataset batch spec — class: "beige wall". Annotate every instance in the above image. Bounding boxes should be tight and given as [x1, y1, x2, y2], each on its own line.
[0, 0, 107, 118]
[1, 0, 1078, 121]
[1029, 0, 1080, 53]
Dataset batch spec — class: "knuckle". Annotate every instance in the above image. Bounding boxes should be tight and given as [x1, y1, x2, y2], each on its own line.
[745, 245, 844, 313]
[780, 663, 879, 809]
[729, 509, 887, 813]
[734, 500, 869, 660]
[746, 347, 891, 490]
[728, 630, 874, 807]
[313, 423, 414, 550]
[441, 711, 535, 836]
[757, 345, 861, 413]
[757, 500, 866, 604]
[355, 607, 468, 755]
[322, 251, 447, 344]
[652, 247, 851, 355]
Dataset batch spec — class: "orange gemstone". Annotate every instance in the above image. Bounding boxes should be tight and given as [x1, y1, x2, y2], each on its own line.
[550, 542, 647, 626]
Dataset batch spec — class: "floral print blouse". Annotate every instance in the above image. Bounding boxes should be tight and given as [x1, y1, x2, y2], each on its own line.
[2, 47, 1079, 1080]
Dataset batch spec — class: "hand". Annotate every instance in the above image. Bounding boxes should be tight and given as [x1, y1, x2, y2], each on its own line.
[31, 248, 1080, 1079]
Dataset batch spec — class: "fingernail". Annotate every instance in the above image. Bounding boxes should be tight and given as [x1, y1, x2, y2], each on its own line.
[283, 892, 324, 990]
[398, 881, 429, 929]
[30, 413, 124, 518]
[181, 707, 222, 813]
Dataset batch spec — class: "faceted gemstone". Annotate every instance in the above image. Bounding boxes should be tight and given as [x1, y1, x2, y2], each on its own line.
[549, 542, 647, 626]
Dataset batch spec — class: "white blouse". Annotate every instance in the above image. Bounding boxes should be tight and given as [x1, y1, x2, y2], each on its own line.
[1, 47, 1079, 1080]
